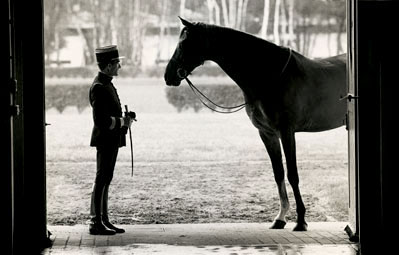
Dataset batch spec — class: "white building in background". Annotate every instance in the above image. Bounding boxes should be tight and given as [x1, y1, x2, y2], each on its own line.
[48, 8, 345, 68]
[48, 6, 95, 68]
[51, 33, 345, 68]
[49, 36, 86, 67]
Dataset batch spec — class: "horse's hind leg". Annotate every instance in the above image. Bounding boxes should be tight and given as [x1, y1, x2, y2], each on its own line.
[280, 129, 308, 231]
[259, 131, 290, 229]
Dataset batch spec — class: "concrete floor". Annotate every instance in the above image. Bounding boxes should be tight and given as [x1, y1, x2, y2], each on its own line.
[42, 222, 358, 254]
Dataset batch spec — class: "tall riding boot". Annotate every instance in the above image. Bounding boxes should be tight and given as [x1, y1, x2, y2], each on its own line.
[89, 183, 115, 235]
[102, 184, 125, 233]
[90, 183, 103, 218]
[89, 216, 115, 235]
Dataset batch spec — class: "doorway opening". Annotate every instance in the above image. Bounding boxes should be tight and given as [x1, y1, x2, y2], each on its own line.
[44, 0, 350, 230]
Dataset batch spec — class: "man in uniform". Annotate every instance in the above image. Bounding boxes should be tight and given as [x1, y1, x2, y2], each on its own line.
[89, 45, 135, 235]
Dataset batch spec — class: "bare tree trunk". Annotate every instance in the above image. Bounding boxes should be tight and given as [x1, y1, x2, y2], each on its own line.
[89, 0, 99, 54]
[219, 0, 248, 29]
[303, 22, 309, 55]
[304, 16, 315, 57]
[111, 0, 118, 45]
[327, 17, 332, 56]
[228, 0, 237, 28]
[309, 31, 317, 57]
[131, 0, 147, 67]
[236, 0, 243, 30]
[260, 0, 270, 39]
[207, 0, 221, 25]
[221, 0, 230, 27]
[214, 0, 221, 25]
[298, 17, 307, 55]
[116, 0, 133, 62]
[241, 0, 249, 30]
[273, 0, 281, 44]
[180, 0, 186, 30]
[157, 0, 168, 63]
[76, 26, 89, 66]
[287, 0, 295, 48]
[207, 0, 215, 24]
[54, 30, 60, 66]
[336, 20, 345, 55]
[280, 0, 288, 46]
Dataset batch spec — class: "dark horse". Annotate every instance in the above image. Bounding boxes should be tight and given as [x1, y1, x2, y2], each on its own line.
[164, 18, 347, 231]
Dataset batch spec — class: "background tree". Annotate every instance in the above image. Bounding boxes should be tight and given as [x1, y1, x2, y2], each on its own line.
[44, 0, 68, 65]
[259, 0, 270, 39]
[294, 0, 325, 56]
[44, 0, 346, 68]
[325, 0, 346, 55]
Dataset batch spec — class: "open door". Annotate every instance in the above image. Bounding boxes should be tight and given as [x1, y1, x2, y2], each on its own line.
[5, 0, 50, 253]
[345, 0, 359, 241]
[2, 0, 17, 253]
[348, 1, 399, 253]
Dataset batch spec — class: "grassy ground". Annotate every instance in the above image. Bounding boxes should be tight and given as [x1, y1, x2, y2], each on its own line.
[46, 78, 348, 225]
[46, 111, 348, 225]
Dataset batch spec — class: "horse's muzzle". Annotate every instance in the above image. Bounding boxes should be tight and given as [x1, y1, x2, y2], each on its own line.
[165, 80, 181, 86]
[164, 60, 182, 86]
[164, 68, 187, 86]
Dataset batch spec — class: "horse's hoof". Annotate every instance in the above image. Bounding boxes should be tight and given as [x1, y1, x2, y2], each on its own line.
[270, 220, 287, 229]
[293, 221, 308, 231]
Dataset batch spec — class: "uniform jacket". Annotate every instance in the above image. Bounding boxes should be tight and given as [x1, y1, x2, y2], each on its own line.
[89, 72, 126, 148]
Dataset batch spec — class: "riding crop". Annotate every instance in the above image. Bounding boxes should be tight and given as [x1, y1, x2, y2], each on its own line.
[124, 105, 135, 177]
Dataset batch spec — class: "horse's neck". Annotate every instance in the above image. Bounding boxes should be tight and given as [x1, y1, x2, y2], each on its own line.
[205, 27, 288, 98]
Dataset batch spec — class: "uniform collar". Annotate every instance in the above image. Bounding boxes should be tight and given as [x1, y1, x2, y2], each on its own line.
[98, 71, 113, 84]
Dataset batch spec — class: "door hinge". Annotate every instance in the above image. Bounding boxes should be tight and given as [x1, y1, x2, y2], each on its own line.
[9, 79, 17, 94]
[9, 105, 20, 116]
[9, 79, 20, 116]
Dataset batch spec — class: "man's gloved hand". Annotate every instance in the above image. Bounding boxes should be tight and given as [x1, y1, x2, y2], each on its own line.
[126, 111, 136, 120]
[122, 116, 133, 128]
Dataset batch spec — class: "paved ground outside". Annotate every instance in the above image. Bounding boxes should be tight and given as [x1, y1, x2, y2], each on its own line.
[42, 222, 358, 254]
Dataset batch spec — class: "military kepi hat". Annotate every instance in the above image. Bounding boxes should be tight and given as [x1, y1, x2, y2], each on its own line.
[95, 45, 124, 64]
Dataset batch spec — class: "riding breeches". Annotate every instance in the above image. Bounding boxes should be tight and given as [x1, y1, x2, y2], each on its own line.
[90, 146, 119, 219]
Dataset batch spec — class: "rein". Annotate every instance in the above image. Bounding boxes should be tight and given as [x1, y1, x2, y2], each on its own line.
[177, 47, 292, 114]
[184, 77, 247, 114]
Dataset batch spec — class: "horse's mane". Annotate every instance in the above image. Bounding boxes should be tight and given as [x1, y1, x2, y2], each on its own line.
[193, 22, 281, 51]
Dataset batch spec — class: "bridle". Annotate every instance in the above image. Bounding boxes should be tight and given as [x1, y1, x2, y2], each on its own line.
[174, 47, 292, 114]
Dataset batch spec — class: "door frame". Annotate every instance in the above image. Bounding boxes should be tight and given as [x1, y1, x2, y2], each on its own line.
[4, 0, 49, 253]
[350, 0, 398, 253]
[346, 0, 359, 241]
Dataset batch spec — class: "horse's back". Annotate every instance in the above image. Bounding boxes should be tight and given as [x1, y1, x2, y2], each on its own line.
[314, 53, 346, 88]
[314, 54, 346, 78]
[320, 53, 346, 65]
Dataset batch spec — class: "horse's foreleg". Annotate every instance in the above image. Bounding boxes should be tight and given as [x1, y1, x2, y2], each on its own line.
[259, 131, 290, 229]
[280, 129, 307, 231]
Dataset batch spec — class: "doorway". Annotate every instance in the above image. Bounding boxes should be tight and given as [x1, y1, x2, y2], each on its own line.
[44, 0, 350, 228]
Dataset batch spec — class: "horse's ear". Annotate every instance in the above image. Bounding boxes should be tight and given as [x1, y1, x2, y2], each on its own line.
[178, 16, 194, 28]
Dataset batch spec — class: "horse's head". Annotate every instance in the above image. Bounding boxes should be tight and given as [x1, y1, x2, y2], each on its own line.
[164, 17, 206, 86]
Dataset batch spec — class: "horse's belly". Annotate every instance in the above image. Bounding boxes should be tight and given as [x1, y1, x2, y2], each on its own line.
[298, 103, 346, 132]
